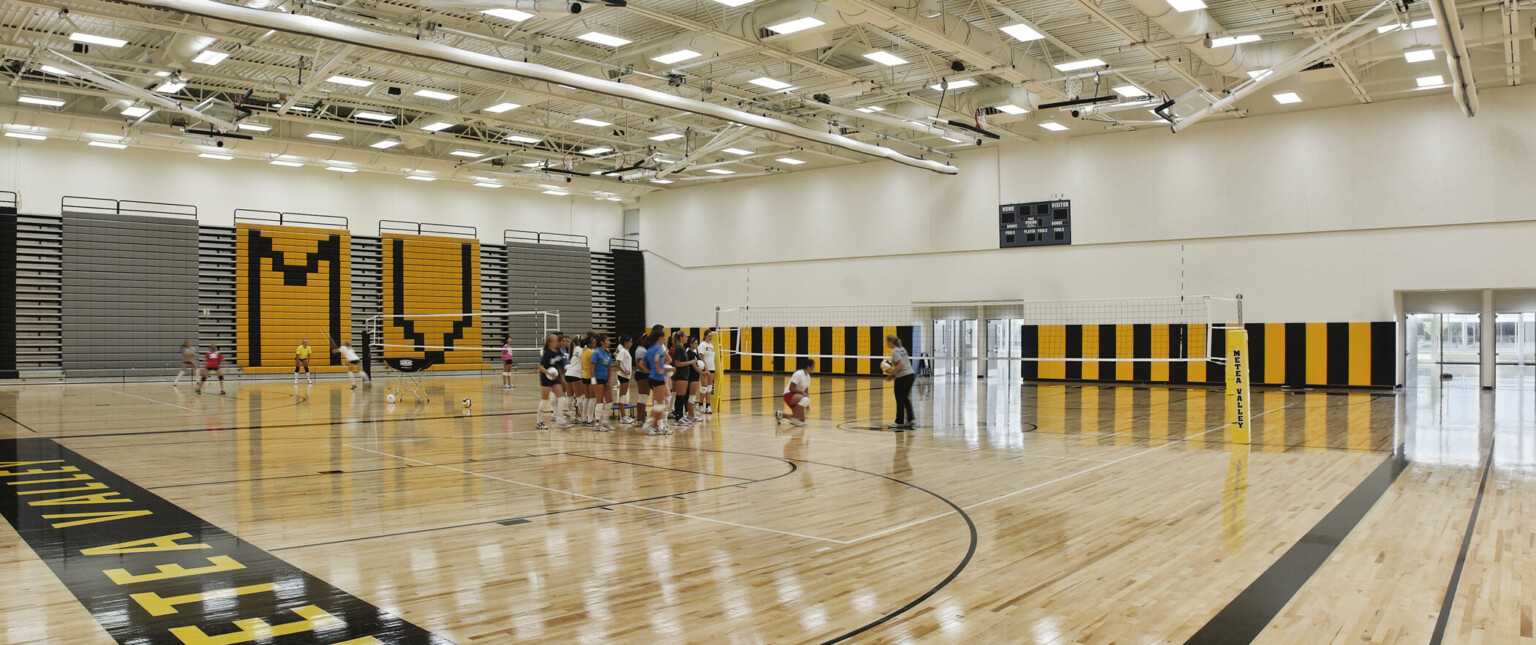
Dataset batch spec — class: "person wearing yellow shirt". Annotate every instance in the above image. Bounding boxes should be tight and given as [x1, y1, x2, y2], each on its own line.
[294, 339, 313, 384]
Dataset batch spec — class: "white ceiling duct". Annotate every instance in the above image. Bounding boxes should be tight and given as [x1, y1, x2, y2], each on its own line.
[111, 0, 959, 174]
[1125, 0, 1253, 77]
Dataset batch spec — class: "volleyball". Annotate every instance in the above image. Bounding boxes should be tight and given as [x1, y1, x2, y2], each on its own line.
[200, 308, 210, 319]
[386, 393, 396, 403]
[881, 359, 893, 373]
[462, 398, 472, 408]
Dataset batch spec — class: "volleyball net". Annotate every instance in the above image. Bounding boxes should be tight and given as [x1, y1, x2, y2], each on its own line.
[362, 310, 562, 368]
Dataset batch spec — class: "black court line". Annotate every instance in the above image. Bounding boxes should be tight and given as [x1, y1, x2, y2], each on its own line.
[565, 451, 757, 481]
[146, 451, 569, 490]
[45, 408, 539, 440]
[1185, 452, 1409, 645]
[1429, 438, 1496, 645]
[0, 407, 40, 434]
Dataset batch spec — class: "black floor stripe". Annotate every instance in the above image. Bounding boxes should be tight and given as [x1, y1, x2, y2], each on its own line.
[1429, 438, 1495, 644]
[1185, 452, 1408, 645]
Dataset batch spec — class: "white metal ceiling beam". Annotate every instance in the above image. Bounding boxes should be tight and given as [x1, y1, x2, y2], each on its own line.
[39, 48, 240, 130]
[1427, 0, 1480, 115]
[277, 44, 355, 114]
[108, 0, 959, 174]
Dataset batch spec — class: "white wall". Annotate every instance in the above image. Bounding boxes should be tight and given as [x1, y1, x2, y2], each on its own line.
[0, 140, 623, 245]
[640, 84, 1536, 325]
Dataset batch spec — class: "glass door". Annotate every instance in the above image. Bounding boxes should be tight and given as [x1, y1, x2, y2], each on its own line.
[985, 318, 1024, 382]
[1407, 313, 1480, 385]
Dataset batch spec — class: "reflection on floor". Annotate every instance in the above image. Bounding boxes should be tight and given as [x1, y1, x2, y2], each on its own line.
[0, 368, 1529, 644]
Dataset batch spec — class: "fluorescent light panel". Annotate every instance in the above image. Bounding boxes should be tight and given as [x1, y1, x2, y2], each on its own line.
[543, 190, 570, 195]
[4, 131, 45, 140]
[121, 106, 152, 118]
[69, 33, 127, 47]
[573, 117, 611, 127]
[706, 169, 735, 175]
[652, 49, 702, 65]
[1053, 58, 1105, 71]
[856, 106, 886, 113]
[581, 147, 612, 155]
[155, 81, 186, 93]
[1272, 92, 1302, 104]
[327, 75, 373, 87]
[1167, 0, 1206, 10]
[473, 182, 501, 188]
[19, 96, 66, 107]
[649, 132, 684, 141]
[405, 174, 436, 181]
[192, 50, 229, 65]
[1417, 75, 1444, 87]
[723, 148, 752, 155]
[198, 153, 233, 160]
[1379, 18, 1437, 33]
[38, 65, 75, 77]
[449, 150, 483, 157]
[775, 157, 805, 165]
[749, 77, 792, 90]
[994, 104, 1028, 115]
[650, 179, 674, 184]
[1404, 49, 1436, 63]
[505, 134, 542, 144]
[413, 89, 458, 101]
[482, 8, 533, 21]
[1210, 34, 1261, 47]
[712, 0, 754, 6]
[1039, 122, 1068, 131]
[766, 17, 824, 34]
[237, 122, 272, 132]
[325, 165, 359, 172]
[370, 139, 401, 149]
[578, 32, 631, 47]
[863, 51, 908, 66]
[483, 102, 520, 113]
[88, 141, 127, 149]
[270, 159, 303, 167]
[353, 111, 396, 122]
[1000, 23, 1044, 42]
[1112, 85, 1145, 97]
[930, 79, 978, 92]
[306, 131, 344, 141]
[420, 121, 454, 132]
[1247, 69, 1271, 79]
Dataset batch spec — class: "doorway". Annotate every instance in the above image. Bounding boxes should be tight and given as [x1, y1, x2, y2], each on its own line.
[985, 318, 1023, 382]
[1494, 312, 1536, 382]
[931, 319, 978, 379]
[1408, 313, 1481, 385]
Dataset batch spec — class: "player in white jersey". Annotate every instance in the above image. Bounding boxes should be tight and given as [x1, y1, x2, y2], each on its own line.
[614, 335, 635, 424]
[332, 341, 369, 389]
[697, 330, 717, 414]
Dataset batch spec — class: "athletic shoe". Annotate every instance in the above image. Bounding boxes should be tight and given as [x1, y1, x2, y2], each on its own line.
[788, 418, 806, 427]
[219, 390, 226, 395]
[535, 421, 549, 430]
[597, 424, 613, 432]
[774, 411, 783, 425]
[646, 425, 665, 436]
[886, 423, 902, 430]
[351, 383, 357, 390]
[902, 423, 917, 430]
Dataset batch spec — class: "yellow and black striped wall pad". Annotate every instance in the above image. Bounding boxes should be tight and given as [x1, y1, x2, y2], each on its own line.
[1022, 322, 1395, 388]
[658, 326, 916, 377]
[236, 224, 350, 372]
[382, 234, 482, 368]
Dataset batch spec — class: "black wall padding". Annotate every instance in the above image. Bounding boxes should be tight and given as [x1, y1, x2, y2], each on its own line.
[611, 249, 646, 338]
[0, 208, 16, 378]
[61, 212, 199, 376]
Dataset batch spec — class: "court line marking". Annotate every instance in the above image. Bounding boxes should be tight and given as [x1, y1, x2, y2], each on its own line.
[845, 403, 1298, 543]
[344, 443, 849, 544]
[107, 388, 199, 412]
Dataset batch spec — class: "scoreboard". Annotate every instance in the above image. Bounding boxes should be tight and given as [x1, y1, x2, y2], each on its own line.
[999, 200, 1071, 248]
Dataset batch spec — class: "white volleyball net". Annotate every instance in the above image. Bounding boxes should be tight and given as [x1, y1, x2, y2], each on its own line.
[364, 310, 562, 365]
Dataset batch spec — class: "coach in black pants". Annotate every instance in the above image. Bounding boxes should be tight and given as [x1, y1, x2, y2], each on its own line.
[884, 334, 916, 430]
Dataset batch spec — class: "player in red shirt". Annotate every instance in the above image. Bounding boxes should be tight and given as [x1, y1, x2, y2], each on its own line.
[196, 345, 226, 395]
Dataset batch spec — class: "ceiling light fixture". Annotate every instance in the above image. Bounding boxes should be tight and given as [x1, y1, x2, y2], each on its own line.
[863, 51, 908, 66]
[420, 120, 455, 132]
[306, 131, 344, 141]
[775, 157, 805, 165]
[483, 102, 520, 113]
[413, 89, 458, 101]
[69, 33, 127, 48]
[573, 117, 612, 127]
[1000, 23, 1045, 42]
[711, 0, 754, 6]
[1053, 58, 1105, 71]
[1404, 49, 1436, 63]
[449, 150, 483, 157]
[3, 131, 46, 141]
[353, 111, 396, 122]
[994, 104, 1028, 115]
[1272, 92, 1302, 104]
[505, 134, 542, 144]
[192, 50, 229, 65]
[766, 17, 825, 34]
[749, 77, 792, 90]
[155, 81, 186, 93]
[1039, 122, 1069, 131]
[198, 152, 233, 160]
[1112, 85, 1146, 97]
[1210, 34, 1261, 47]
[706, 169, 735, 175]
[650, 178, 674, 184]
[578, 32, 632, 47]
[88, 141, 128, 149]
[581, 146, 612, 155]
[370, 139, 402, 149]
[1167, 0, 1206, 11]
[1247, 69, 1271, 79]
[325, 165, 359, 173]
[723, 148, 752, 155]
[856, 106, 886, 113]
[473, 182, 501, 188]
[653, 49, 702, 65]
[930, 79, 978, 92]
[405, 174, 436, 181]
[327, 75, 373, 87]
[19, 96, 66, 107]
[649, 132, 684, 141]
[543, 190, 570, 196]
[121, 106, 152, 118]
[482, 8, 533, 21]
[38, 65, 75, 77]
[269, 159, 303, 167]
[1416, 75, 1445, 87]
[237, 122, 272, 132]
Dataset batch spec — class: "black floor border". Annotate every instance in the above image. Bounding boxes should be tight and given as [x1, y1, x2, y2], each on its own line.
[1185, 451, 1409, 645]
[1429, 438, 1495, 644]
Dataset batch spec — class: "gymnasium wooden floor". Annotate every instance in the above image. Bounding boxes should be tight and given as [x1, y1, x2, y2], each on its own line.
[0, 367, 1529, 644]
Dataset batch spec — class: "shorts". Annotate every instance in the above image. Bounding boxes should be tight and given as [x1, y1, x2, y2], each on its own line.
[591, 377, 609, 386]
[649, 378, 666, 388]
[686, 374, 700, 383]
[503, 360, 513, 368]
[348, 360, 361, 365]
[618, 376, 630, 384]
[540, 375, 558, 387]
[782, 392, 797, 407]
[564, 375, 580, 383]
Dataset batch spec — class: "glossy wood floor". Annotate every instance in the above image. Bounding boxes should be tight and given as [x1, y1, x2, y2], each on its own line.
[0, 365, 1529, 644]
